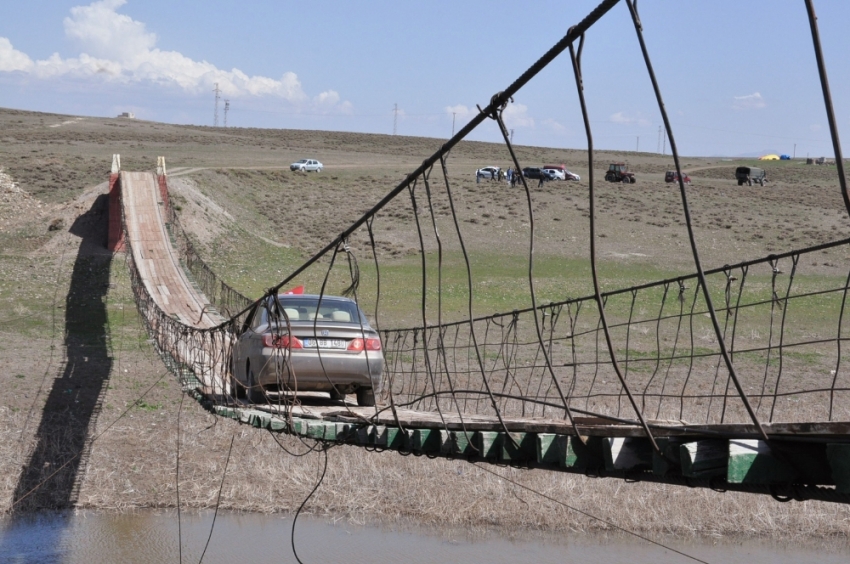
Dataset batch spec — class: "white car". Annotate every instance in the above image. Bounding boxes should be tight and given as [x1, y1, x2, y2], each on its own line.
[543, 165, 580, 181]
[476, 166, 500, 180]
[290, 159, 323, 172]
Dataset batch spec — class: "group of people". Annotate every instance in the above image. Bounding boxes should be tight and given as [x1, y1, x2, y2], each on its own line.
[475, 167, 549, 188]
[475, 167, 524, 187]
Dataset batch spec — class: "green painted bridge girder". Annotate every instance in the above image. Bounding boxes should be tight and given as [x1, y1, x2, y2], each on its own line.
[208, 404, 850, 502]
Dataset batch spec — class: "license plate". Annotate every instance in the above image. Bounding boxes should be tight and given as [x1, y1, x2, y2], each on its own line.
[302, 338, 346, 349]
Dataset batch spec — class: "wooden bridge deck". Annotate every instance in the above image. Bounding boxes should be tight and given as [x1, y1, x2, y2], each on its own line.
[122, 171, 221, 329]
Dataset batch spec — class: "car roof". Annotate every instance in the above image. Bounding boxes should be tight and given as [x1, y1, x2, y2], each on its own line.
[277, 293, 354, 302]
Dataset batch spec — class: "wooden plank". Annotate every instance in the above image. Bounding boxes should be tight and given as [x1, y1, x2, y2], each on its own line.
[827, 444, 850, 493]
[727, 440, 797, 484]
[474, 431, 504, 459]
[537, 434, 569, 466]
[412, 429, 447, 453]
[603, 437, 653, 471]
[680, 440, 727, 478]
[653, 437, 684, 477]
[501, 432, 537, 462]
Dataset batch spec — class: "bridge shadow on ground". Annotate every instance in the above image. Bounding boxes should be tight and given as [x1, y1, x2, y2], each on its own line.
[10, 194, 113, 513]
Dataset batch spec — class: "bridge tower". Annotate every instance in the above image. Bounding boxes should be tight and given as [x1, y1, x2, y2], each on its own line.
[107, 154, 124, 252]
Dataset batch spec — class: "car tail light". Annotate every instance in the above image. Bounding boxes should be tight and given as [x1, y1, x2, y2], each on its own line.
[347, 338, 381, 351]
[263, 334, 303, 349]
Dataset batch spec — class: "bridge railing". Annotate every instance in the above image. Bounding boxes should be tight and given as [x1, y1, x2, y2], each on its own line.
[380, 238, 850, 426]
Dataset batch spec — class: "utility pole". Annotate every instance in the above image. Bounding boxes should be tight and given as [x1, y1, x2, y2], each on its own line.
[636, 136, 640, 153]
[213, 83, 221, 127]
[510, 129, 514, 144]
[451, 112, 456, 137]
[224, 100, 230, 128]
[662, 128, 667, 155]
[657, 126, 662, 154]
[793, 143, 797, 159]
[393, 103, 398, 135]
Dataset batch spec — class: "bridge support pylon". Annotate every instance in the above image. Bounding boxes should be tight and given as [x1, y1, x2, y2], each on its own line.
[107, 154, 124, 252]
[156, 156, 169, 213]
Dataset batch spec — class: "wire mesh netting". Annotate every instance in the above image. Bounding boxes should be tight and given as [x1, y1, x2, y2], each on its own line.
[118, 0, 849, 450]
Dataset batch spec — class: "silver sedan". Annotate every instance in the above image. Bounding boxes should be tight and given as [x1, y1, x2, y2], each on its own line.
[230, 295, 383, 406]
[290, 159, 323, 172]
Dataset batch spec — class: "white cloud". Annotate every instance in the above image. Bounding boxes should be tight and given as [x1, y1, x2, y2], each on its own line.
[0, 37, 33, 72]
[541, 118, 566, 132]
[503, 102, 533, 128]
[445, 104, 473, 121]
[610, 111, 650, 126]
[733, 92, 765, 110]
[444, 103, 534, 128]
[0, 0, 349, 111]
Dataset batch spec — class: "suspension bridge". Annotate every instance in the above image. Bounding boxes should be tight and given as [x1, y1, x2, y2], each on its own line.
[110, 0, 850, 505]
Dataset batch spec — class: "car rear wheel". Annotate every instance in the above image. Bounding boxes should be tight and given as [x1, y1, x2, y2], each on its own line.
[605, 173, 615, 182]
[356, 387, 375, 407]
[230, 373, 245, 400]
[229, 358, 245, 400]
[246, 364, 263, 404]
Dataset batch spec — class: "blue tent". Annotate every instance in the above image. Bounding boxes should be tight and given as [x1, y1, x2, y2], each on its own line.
[780, 154, 791, 160]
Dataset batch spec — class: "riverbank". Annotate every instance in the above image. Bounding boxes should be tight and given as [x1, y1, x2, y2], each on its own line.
[2, 509, 850, 563]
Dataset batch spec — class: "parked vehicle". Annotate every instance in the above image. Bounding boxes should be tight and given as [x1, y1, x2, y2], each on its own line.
[230, 294, 383, 406]
[543, 168, 566, 181]
[605, 162, 635, 183]
[735, 166, 766, 186]
[543, 164, 580, 181]
[290, 159, 323, 172]
[665, 171, 691, 184]
[522, 167, 556, 180]
[476, 166, 501, 180]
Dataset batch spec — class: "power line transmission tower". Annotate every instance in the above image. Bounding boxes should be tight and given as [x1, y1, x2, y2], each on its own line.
[224, 100, 230, 127]
[393, 103, 398, 135]
[657, 126, 662, 154]
[213, 83, 221, 127]
[451, 112, 456, 137]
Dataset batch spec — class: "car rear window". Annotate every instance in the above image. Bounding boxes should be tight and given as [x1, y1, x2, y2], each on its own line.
[275, 297, 366, 324]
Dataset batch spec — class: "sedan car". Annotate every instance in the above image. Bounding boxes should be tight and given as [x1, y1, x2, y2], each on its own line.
[543, 168, 566, 181]
[522, 167, 557, 180]
[476, 166, 501, 180]
[543, 165, 580, 181]
[290, 159, 323, 172]
[230, 294, 383, 406]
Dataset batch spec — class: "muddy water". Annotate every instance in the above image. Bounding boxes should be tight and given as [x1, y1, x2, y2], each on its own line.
[1, 510, 848, 564]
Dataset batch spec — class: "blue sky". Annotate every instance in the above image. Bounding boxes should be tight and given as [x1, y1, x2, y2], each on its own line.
[1, 0, 849, 157]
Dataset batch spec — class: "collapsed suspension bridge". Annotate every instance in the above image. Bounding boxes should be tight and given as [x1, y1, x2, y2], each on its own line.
[113, 0, 850, 505]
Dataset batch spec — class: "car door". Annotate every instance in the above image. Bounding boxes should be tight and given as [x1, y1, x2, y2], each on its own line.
[235, 303, 268, 382]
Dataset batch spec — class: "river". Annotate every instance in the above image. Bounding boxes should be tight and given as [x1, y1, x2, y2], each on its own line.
[1, 510, 848, 563]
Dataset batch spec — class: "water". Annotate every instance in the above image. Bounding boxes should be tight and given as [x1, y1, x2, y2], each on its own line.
[0, 510, 847, 564]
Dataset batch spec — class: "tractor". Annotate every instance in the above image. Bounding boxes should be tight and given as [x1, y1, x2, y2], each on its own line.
[605, 162, 636, 183]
